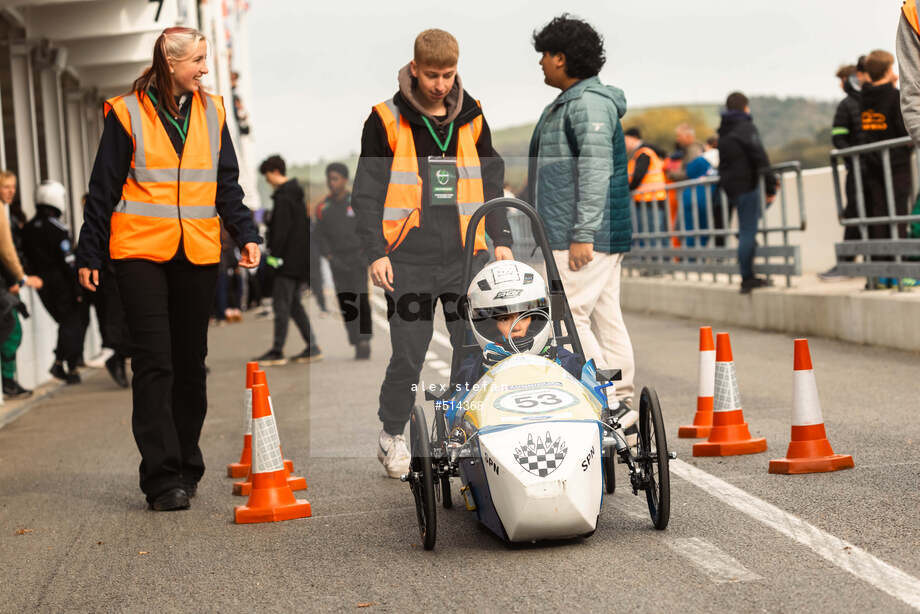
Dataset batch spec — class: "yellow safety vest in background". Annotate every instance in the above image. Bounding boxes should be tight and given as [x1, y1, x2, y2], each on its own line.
[373, 97, 488, 254]
[628, 145, 667, 202]
[104, 90, 225, 264]
[905, 0, 920, 35]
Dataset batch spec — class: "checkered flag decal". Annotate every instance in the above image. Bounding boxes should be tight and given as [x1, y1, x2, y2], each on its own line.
[714, 361, 741, 411]
[514, 431, 568, 477]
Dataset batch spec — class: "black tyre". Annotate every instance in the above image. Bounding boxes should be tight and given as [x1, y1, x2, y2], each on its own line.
[441, 475, 453, 509]
[638, 387, 670, 530]
[409, 405, 437, 550]
[603, 449, 616, 494]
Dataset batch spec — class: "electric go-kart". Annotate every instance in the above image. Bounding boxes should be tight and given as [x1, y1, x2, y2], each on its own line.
[404, 198, 673, 550]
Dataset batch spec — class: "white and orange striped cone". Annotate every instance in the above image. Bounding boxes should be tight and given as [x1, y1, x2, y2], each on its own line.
[227, 362, 259, 478]
[234, 382, 311, 524]
[769, 339, 854, 474]
[693, 332, 767, 457]
[679, 326, 716, 438]
[233, 370, 307, 496]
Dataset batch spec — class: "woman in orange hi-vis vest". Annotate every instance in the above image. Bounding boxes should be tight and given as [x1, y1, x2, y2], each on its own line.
[75, 28, 262, 512]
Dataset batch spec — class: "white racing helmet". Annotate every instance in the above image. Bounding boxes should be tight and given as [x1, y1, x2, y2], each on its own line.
[35, 180, 67, 212]
[467, 261, 553, 362]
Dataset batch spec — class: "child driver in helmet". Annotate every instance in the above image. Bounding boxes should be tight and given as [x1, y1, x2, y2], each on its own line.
[455, 260, 584, 387]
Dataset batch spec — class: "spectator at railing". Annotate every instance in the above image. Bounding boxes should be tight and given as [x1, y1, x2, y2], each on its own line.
[624, 127, 667, 248]
[821, 61, 868, 282]
[702, 136, 728, 247]
[680, 153, 715, 248]
[717, 92, 777, 294]
[858, 50, 911, 250]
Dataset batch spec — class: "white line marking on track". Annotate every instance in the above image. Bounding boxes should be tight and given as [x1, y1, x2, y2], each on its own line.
[671, 459, 920, 609]
[429, 360, 449, 369]
[667, 537, 762, 584]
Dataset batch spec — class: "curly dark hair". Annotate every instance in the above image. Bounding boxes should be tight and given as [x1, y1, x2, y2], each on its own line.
[532, 14, 605, 79]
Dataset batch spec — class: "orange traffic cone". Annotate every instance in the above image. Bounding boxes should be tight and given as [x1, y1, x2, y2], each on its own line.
[693, 332, 767, 457]
[235, 382, 311, 523]
[769, 339, 854, 474]
[679, 326, 716, 438]
[233, 370, 307, 496]
[227, 362, 259, 477]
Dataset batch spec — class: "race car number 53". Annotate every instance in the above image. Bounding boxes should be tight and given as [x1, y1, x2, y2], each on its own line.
[495, 388, 578, 413]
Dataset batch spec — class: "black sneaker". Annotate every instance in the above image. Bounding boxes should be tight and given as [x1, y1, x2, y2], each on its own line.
[50, 361, 81, 384]
[818, 265, 848, 282]
[105, 354, 129, 388]
[740, 277, 770, 295]
[179, 478, 198, 498]
[355, 340, 371, 360]
[253, 349, 288, 366]
[292, 346, 323, 364]
[148, 488, 190, 511]
[2, 377, 32, 400]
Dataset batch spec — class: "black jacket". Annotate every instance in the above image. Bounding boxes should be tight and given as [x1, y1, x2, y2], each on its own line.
[628, 145, 651, 191]
[76, 90, 262, 271]
[352, 89, 512, 265]
[832, 78, 863, 151]
[22, 205, 80, 315]
[267, 179, 309, 280]
[717, 111, 777, 200]
[859, 81, 911, 170]
[315, 192, 363, 268]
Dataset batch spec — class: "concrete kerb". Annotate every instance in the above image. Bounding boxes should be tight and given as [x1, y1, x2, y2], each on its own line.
[621, 275, 920, 352]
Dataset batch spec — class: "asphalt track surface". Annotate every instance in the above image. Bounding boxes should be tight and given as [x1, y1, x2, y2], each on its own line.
[1, 293, 919, 612]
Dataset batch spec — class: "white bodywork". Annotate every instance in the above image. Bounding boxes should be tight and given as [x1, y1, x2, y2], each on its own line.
[457, 354, 605, 541]
[479, 421, 602, 541]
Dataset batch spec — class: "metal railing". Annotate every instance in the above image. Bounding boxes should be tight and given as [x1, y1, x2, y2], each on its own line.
[829, 136, 920, 288]
[625, 161, 805, 287]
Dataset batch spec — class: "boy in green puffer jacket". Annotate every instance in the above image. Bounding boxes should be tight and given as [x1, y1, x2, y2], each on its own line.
[526, 14, 637, 428]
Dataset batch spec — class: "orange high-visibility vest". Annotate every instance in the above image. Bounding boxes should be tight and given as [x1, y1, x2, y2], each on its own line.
[373, 98, 488, 254]
[627, 145, 667, 202]
[104, 90, 225, 264]
[905, 0, 920, 35]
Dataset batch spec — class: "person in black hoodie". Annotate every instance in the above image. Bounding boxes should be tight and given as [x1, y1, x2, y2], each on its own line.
[352, 29, 512, 479]
[22, 181, 84, 383]
[821, 61, 868, 281]
[717, 92, 777, 294]
[858, 50, 912, 247]
[315, 162, 372, 359]
[255, 155, 321, 365]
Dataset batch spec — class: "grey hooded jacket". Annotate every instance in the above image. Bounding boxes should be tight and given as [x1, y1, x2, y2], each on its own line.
[526, 76, 632, 253]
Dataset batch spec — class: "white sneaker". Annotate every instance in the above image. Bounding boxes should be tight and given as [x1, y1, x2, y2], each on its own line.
[613, 405, 639, 448]
[378, 430, 411, 479]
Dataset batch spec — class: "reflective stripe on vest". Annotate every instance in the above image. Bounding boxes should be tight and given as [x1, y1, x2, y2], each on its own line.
[372, 97, 487, 254]
[628, 146, 667, 202]
[905, 0, 920, 35]
[104, 90, 224, 264]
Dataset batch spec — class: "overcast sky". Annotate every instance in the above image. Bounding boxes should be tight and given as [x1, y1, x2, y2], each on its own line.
[247, 0, 901, 165]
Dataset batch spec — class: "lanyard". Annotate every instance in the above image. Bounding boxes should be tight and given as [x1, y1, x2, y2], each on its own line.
[147, 91, 190, 144]
[421, 116, 454, 156]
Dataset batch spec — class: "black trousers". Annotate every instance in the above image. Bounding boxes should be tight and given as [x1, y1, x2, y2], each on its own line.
[272, 274, 316, 352]
[37, 284, 83, 366]
[862, 167, 911, 240]
[114, 259, 217, 500]
[83, 263, 130, 356]
[378, 256, 484, 435]
[330, 260, 372, 346]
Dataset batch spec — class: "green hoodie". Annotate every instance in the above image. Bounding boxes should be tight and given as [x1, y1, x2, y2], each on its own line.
[527, 76, 632, 253]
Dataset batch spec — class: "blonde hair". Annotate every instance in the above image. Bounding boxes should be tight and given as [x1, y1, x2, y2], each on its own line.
[132, 27, 208, 116]
[0, 170, 15, 183]
[414, 29, 459, 67]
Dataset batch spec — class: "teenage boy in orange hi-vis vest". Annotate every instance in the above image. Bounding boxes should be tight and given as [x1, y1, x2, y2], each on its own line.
[352, 29, 513, 479]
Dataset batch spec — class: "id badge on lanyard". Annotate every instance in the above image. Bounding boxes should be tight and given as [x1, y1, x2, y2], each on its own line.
[428, 156, 458, 207]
